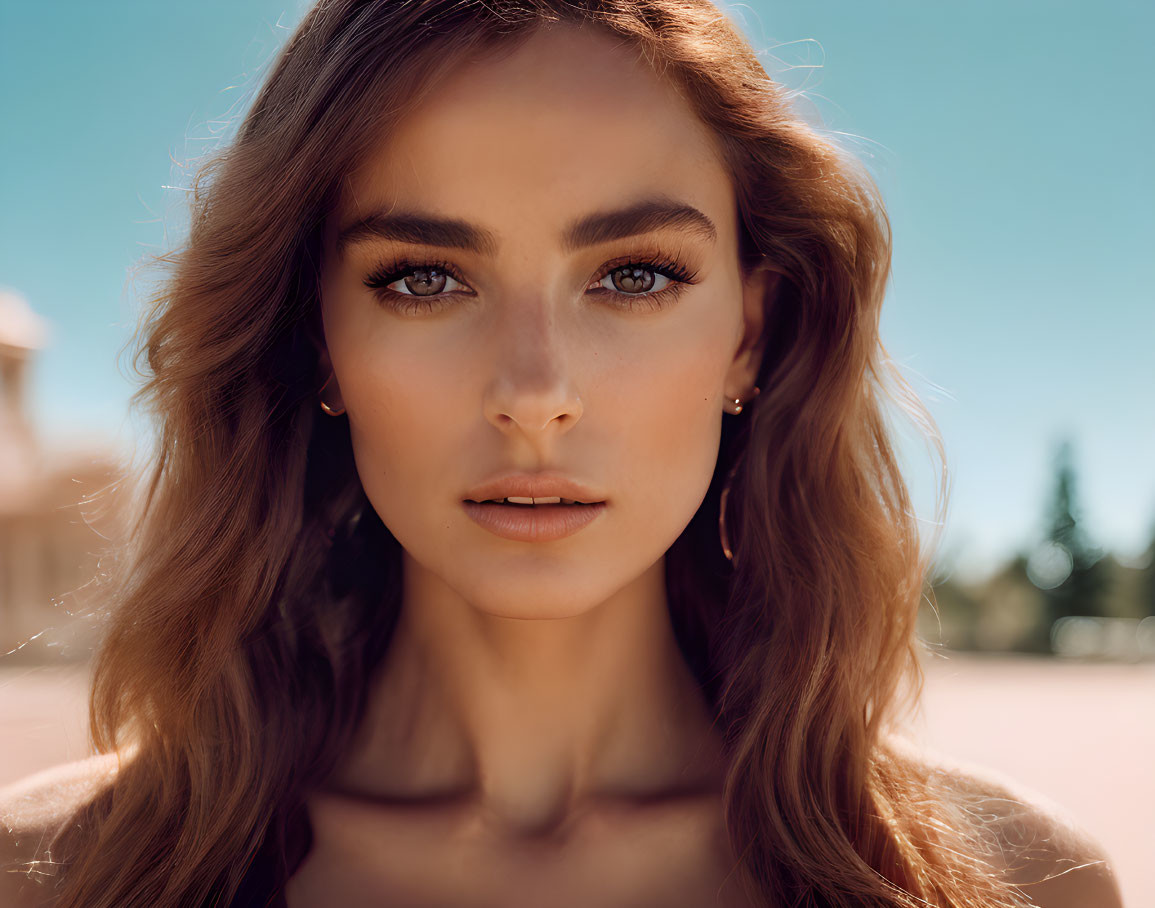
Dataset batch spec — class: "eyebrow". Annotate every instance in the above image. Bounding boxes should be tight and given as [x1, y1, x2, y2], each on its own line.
[335, 197, 717, 256]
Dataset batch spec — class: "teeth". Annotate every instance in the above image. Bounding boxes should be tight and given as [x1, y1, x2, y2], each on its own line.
[478, 496, 581, 505]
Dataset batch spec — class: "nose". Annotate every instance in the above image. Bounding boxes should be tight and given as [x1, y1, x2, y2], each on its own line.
[482, 299, 584, 444]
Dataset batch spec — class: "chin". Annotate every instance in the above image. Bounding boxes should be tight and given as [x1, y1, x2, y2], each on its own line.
[453, 572, 612, 621]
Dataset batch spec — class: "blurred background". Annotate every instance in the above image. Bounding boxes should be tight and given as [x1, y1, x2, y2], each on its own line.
[1, 0, 1152, 904]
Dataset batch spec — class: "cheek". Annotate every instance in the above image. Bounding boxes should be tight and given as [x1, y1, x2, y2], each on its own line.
[609, 320, 731, 543]
[336, 336, 463, 535]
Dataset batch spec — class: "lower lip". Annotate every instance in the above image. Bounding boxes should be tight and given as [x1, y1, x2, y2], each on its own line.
[462, 501, 607, 542]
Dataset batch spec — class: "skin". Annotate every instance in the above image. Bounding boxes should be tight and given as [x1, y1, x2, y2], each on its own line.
[302, 22, 775, 905]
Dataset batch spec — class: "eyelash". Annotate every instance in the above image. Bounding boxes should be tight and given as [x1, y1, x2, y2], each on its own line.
[361, 253, 700, 315]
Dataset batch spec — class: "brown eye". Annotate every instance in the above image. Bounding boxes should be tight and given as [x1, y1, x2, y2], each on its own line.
[600, 262, 674, 293]
[608, 265, 659, 294]
[363, 259, 474, 314]
[397, 267, 449, 296]
[587, 257, 697, 311]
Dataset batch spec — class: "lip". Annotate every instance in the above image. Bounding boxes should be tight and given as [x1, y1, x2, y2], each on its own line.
[463, 499, 607, 542]
[463, 472, 606, 505]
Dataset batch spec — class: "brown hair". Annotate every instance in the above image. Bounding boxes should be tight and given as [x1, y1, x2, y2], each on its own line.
[37, 1, 1028, 905]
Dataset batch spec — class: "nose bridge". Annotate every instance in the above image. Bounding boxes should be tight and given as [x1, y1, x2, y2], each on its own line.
[483, 291, 582, 436]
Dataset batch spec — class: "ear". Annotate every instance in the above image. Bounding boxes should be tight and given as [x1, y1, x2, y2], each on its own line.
[305, 299, 347, 411]
[724, 258, 782, 402]
[314, 339, 346, 414]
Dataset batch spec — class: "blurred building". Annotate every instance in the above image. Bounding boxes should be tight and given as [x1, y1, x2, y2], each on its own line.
[0, 289, 129, 661]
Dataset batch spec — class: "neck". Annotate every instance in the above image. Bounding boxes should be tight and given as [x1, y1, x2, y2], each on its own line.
[328, 553, 725, 835]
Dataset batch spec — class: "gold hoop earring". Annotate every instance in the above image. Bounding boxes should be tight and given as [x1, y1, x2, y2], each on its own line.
[718, 462, 739, 563]
[719, 386, 759, 561]
[318, 371, 346, 417]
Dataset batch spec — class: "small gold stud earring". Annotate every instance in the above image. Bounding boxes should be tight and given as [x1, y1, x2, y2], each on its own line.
[727, 386, 760, 416]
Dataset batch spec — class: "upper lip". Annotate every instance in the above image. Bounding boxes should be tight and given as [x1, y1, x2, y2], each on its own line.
[464, 472, 606, 504]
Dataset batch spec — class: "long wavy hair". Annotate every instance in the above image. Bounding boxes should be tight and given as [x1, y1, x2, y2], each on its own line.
[36, 1, 1029, 906]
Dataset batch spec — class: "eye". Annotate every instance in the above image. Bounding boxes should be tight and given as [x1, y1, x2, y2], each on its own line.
[365, 261, 469, 298]
[588, 257, 699, 311]
[596, 265, 673, 295]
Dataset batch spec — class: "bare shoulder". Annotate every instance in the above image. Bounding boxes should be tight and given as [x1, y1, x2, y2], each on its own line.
[0, 752, 123, 907]
[887, 734, 1124, 908]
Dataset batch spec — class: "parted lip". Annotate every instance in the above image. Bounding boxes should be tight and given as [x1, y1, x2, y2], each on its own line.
[464, 472, 606, 504]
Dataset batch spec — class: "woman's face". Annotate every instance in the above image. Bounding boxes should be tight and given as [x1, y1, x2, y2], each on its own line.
[319, 23, 774, 619]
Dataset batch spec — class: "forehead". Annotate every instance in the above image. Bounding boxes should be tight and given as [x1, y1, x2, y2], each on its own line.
[335, 24, 735, 245]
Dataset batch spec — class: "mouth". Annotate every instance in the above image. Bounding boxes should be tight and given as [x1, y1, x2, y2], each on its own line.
[465, 496, 599, 506]
[462, 498, 607, 542]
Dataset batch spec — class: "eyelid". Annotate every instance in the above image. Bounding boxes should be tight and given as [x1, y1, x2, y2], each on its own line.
[362, 257, 474, 293]
[586, 252, 700, 289]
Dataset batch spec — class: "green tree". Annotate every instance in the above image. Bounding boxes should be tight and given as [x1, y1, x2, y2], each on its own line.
[1142, 518, 1155, 619]
[1031, 441, 1109, 649]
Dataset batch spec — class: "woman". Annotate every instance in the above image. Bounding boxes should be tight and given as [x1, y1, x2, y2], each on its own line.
[0, 1, 1123, 906]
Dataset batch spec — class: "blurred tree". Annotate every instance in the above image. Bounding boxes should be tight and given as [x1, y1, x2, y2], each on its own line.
[1142, 518, 1155, 619]
[1029, 440, 1109, 650]
[921, 572, 982, 650]
[982, 553, 1046, 652]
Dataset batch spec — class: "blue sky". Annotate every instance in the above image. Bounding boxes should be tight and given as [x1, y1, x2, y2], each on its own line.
[2, 0, 1152, 576]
